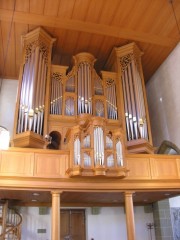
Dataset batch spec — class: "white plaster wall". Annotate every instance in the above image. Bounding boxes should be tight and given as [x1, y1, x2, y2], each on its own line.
[134, 206, 155, 240]
[0, 79, 18, 138]
[86, 207, 127, 240]
[87, 206, 155, 240]
[169, 196, 180, 208]
[20, 207, 51, 240]
[146, 43, 180, 148]
[20, 206, 155, 240]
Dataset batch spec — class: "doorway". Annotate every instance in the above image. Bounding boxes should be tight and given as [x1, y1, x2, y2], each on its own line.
[60, 209, 86, 240]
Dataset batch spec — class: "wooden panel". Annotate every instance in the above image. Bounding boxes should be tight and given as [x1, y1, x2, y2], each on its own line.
[71, 0, 90, 21]
[84, 0, 104, 23]
[57, 0, 75, 18]
[98, 0, 120, 25]
[34, 153, 69, 178]
[44, 0, 60, 16]
[126, 157, 151, 179]
[71, 210, 85, 240]
[150, 157, 179, 179]
[177, 158, 180, 178]
[1, 0, 180, 82]
[0, 21, 16, 78]
[15, 0, 30, 12]
[60, 211, 69, 239]
[30, 0, 45, 15]
[60, 210, 85, 240]
[0, 0, 15, 10]
[0, 151, 34, 176]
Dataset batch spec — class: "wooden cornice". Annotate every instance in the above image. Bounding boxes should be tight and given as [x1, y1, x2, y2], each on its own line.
[0, 9, 178, 47]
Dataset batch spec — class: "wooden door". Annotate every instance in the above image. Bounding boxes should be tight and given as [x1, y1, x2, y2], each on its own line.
[60, 209, 86, 240]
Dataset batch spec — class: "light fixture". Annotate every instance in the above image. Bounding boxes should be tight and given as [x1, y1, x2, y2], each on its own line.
[0, 126, 10, 150]
[32, 193, 40, 196]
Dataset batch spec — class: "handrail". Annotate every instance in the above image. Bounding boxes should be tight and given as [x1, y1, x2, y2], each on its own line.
[0, 207, 22, 240]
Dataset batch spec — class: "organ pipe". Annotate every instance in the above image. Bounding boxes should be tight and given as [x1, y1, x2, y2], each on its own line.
[50, 73, 63, 115]
[74, 136, 81, 165]
[105, 78, 118, 120]
[94, 126, 104, 166]
[77, 62, 92, 114]
[116, 139, 123, 166]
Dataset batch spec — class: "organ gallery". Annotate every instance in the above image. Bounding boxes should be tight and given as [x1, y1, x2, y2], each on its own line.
[12, 27, 154, 177]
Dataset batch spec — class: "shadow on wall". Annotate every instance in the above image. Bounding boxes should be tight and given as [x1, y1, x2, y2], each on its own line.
[156, 140, 180, 155]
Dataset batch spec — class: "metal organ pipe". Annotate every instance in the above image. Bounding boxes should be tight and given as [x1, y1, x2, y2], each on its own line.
[120, 54, 148, 141]
[78, 67, 81, 114]
[84, 135, 90, 148]
[17, 61, 28, 133]
[131, 59, 148, 140]
[122, 71, 130, 141]
[125, 69, 134, 140]
[50, 74, 63, 116]
[113, 84, 117, 119]
[74, 137, 81, 165]
[81, 63, 84, 113]
[77, 62, 92, 115]
[88, 65, 92, 114]
[106, 80, 118, 120]
[116, 140, 123, 166]
[33, 49, 42, 132]
[93, 127, 104, 166]
[24, 50, 35, 132]
[17, 45, 48, 136]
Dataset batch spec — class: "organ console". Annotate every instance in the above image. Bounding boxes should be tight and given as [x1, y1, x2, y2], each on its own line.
[12, 27, 154, 178]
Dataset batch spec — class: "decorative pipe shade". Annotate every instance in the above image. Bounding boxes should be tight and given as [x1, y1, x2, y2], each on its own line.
[0, 126, 10, 150]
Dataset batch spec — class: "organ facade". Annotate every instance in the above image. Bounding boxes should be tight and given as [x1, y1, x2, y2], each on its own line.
[12, 27, 154, 178]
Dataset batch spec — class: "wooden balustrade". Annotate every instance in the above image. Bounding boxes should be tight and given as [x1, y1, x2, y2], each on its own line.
[0, 148, 180, 190]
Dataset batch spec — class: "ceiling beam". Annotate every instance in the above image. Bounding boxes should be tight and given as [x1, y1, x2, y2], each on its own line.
[0, 9, 178, 47]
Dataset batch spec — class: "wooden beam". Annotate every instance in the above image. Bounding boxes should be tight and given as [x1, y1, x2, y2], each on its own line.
[0, 9, 178, 47]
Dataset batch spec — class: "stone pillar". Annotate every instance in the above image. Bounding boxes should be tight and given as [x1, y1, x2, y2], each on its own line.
[153, 199, 173, 240]
[51, 191, 62, 240]
[124, 191, 136, 240]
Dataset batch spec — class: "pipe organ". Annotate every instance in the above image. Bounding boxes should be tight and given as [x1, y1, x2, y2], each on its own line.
[13, 28, 55, 148]
[66, 117, 126, 177]
[105, 43, 153, 154]
[12, 28, 153, 178]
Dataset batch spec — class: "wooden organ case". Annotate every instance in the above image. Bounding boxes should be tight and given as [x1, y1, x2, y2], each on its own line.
[12, 27, 55, 148]
[106, 43, 154, 154]
[12, 28, 153, 178]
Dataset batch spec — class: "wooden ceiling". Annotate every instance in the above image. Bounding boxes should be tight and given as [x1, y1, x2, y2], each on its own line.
[1, 0, 180, 206]
[0, 189, 180, 206]
[0, 0, 180, 82]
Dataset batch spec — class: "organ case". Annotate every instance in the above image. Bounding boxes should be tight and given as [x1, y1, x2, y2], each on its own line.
[12, 27, 154, 178]
[12, 27, 55, 148]
[105, 43, 154, 154]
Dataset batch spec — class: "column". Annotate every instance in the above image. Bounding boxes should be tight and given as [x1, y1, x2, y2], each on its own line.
[51, 191, 62, 240]
[124, 191, 135, 240]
